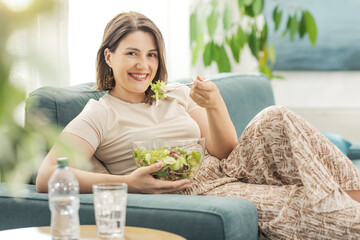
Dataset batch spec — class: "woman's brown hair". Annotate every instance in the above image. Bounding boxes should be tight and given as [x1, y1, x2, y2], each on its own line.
[96, 11, 167, 104]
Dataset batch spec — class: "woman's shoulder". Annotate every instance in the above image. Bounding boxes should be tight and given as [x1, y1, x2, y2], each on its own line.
[78, 94, 112, 121]
[83, 97, 108, 114]
[166, 83, 191, 101]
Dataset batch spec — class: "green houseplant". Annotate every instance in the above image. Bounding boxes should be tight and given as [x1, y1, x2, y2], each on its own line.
[0, 0, 85, 187]
[190, 0, 317, 78]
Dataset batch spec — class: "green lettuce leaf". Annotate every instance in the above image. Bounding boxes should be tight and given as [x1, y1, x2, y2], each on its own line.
[150, 80, 167, 106]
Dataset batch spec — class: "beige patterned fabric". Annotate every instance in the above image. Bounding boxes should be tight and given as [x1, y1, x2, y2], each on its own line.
[180, 106, 360, 239]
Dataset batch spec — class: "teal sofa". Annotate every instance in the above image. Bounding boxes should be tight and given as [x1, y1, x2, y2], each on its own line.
[1, 73, 359, 239]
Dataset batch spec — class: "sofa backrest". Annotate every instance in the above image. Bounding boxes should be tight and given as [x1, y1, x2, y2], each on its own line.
[25, 83, 106, 131]
[25, 73, 274, 137]
[176, 73, 274, 137]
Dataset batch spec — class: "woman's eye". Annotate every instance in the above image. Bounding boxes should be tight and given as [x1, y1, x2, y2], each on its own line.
[148, 53, 157, 57]
[127, 52, 136, 56]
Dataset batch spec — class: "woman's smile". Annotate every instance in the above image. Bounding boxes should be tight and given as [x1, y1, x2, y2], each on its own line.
[129, 73, 149, 81]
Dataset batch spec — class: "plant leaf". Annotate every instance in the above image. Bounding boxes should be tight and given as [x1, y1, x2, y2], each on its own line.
[244, 5, 255, 17]
[226, 25, 246, 63]
[223, 2, 232, 31]
[260, 23, 268, 50]
[248, 25, 259, 59]
[203, 42, 214, 66]
[268, 44, 276, 66]
[258, 45, 268, 67]
[227, 35, 239, 63]
[237, 25, 246, 48]
[304, 11, 317, 45]
[238, 0, 254, 7]
[207, 9, 219, 38]
[190, 11, 197, 45]
[215, 45, 231, 72]
[272, 6, 282, 31]
[289, 14, 298, 41]
[259, 63, 272, 79]
[191, 33, 204, 66]
[298, 11, 306, 38]
[252, 0, 264, 16]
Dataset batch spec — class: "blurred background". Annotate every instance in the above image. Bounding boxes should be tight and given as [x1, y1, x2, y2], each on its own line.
[3, 0, 360, 143]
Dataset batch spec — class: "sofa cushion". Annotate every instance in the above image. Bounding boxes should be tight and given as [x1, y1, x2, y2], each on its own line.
[0, 183, 259, 240]
[25, 83, 106, 130]
[322, 132, 352, 155]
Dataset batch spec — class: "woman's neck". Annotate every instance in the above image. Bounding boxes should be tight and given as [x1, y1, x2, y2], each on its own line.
[109, 88, 145, 104]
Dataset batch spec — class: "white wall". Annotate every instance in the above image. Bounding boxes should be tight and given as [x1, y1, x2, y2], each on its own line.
[272, 71, 360, 141]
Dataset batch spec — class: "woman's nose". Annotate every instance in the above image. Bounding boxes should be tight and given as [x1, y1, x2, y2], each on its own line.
[136, 56, 148, 69]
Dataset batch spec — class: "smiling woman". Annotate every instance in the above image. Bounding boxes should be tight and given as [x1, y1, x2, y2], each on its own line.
[94, 12, 166, 105]
[102, 27, 161, 103]
[30, 9, 360, 240]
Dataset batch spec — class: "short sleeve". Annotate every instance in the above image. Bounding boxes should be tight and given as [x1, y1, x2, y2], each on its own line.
[62, 99, 107, 150]
[166, 84, 202, 113]
[183, 86, 202, 113]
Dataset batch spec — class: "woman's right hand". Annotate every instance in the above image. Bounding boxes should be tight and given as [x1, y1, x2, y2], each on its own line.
[127, 162, 191, 194]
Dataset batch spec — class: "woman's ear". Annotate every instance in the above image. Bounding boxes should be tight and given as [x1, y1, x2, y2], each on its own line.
[104, 48, 112, 67]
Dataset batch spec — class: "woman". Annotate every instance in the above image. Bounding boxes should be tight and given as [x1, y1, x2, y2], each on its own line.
[36, 11, 360, 239]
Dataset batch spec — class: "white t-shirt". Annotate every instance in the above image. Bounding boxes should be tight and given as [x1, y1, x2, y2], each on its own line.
[63, 85, 202, 175]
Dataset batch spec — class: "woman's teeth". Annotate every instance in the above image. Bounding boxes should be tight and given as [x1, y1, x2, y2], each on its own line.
[131, 73, 147, 79]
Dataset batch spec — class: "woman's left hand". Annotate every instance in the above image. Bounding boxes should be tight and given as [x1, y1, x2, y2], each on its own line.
[190, 75, 221, 109]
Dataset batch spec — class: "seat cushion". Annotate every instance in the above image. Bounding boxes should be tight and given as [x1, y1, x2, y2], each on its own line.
[0, 183, 258, 240]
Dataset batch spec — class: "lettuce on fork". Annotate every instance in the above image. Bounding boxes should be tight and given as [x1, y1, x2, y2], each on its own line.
[149, 80, 167, 106]
[132, 146, 202, 180]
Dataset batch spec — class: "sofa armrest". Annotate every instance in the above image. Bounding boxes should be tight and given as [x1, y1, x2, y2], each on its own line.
[0, 183, 258, 240]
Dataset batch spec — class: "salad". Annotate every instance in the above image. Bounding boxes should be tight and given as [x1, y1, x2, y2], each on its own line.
[132, 146, 202, 180]
[149, 80, 167, 106]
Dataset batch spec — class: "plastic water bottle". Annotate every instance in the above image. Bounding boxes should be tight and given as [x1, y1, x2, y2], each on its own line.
[48, 157, 80, 240]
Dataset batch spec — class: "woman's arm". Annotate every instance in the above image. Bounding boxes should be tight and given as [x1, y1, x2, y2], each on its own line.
[189, 76, 238, 159]
[36, 133, 190, 194]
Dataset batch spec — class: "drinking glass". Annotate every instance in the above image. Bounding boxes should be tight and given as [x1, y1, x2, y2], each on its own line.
[92, 183, 127, 238]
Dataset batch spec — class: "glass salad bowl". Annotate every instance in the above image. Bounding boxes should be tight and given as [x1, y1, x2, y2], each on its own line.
[131, 138, 205, 180]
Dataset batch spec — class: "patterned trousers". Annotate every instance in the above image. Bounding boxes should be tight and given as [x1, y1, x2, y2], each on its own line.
[182, 106, 360, 239]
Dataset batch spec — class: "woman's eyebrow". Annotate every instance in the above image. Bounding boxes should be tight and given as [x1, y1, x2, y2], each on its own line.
[125, 47, 158, 52]
[125, 47, 140, 52]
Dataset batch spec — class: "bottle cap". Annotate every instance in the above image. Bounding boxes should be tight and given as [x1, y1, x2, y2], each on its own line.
[57, 157, 69, 168]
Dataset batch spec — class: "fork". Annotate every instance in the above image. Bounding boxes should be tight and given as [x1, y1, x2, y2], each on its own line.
[166, 79, 209, 92]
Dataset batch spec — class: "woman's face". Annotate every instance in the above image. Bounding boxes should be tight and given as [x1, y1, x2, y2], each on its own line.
[105, 30, 159, 103]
